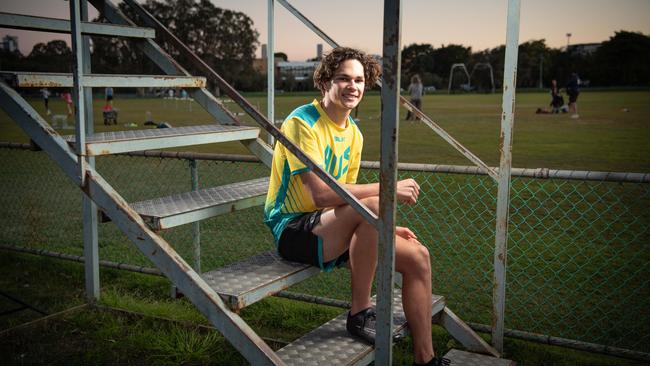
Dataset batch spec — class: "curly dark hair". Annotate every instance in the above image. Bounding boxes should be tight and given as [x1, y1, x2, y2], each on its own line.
[313, 47, 381, 94]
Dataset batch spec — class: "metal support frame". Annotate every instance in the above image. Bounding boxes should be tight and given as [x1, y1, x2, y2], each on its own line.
[2, 72, 206, 88]
[0, 79, 284, 366]
[375, 1, 401, 363]
[190, 159, 201, 272]
[87, 0, 273, 168]
[0, 12, 155, 38]
[119, 0, 378, 228]
[492, 0, 521, 352]
[78, 0, 100, 302]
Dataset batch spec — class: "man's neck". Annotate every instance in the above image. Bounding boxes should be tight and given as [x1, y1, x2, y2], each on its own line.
[321, 99, 350, 128]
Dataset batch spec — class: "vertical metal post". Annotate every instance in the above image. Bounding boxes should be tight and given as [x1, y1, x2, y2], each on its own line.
[69, 0, 87, 172]
[190, 159, 200, 272]
[492, 0, 520, 353]
[376, 0, 401, 364]
[172, 159, 200, 298]
[74, 0, 99, 301]
[267, 0, 275, 146]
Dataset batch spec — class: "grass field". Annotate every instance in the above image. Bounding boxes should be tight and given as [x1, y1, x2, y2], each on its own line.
[1, 91, 649, 365]
[2, 252, 647, 366]
[1, 90, 649, 172]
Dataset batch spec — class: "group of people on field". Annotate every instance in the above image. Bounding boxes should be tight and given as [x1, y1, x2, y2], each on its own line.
[39, 87, 116, 123]
[537, 73, 581, 118]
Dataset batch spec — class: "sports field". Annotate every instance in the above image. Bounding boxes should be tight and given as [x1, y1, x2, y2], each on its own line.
[1, 90, 648, 365]
[2, 90, 649, 172]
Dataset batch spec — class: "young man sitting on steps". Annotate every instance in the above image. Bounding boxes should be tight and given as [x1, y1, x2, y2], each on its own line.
[264, 47, 449, 366]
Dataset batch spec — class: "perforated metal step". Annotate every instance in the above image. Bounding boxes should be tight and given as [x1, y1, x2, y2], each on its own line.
[277, 293, 446, 366]
[63, 124, 259, 155]
[202, 251, 320, 311]
[443, 349, 516, 366]
[0, 71, 205, 88]
[0, 12, 156, 39]
[131, 177, 269, 230]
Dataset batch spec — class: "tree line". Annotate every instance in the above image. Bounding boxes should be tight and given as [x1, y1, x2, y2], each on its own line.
[1, 0, 648, 92]
[401, 30, 650, 91]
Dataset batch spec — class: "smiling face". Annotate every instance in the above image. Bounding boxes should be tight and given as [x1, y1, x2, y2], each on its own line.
[322, 59, 366, 114]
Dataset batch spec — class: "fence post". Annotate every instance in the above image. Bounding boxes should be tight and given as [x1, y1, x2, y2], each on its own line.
[190, 158, 200, 272]
[376, 0, 402, 364]
[492, 0, 521, 352]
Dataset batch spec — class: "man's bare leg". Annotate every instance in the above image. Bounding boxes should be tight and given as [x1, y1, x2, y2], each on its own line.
[313, 197, 435, 363]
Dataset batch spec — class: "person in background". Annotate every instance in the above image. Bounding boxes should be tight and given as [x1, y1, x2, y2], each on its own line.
[61, 90, 74, 118]
[566, 73, 580, 119]
[405, 74, 423, 121]
[550, 79, 568, 113]
[40, 88, 51, 115]
[105, 87, 114, 108]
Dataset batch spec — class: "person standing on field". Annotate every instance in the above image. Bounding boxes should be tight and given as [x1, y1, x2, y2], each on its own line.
[264, 47, 450, 366]
[566, 72, 580, 119]
[405, 74, 423, 121]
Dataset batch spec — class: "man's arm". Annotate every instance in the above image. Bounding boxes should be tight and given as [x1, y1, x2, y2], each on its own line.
[300, 171, 420, 208]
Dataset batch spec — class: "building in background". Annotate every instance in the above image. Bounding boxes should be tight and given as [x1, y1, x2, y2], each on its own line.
[1, 35, 19, 53]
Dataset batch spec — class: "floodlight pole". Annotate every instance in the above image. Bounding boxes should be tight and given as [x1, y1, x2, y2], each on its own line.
[492, 0, 520, 353]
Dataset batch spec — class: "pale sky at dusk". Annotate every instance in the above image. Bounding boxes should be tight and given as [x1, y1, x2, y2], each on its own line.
[1, 0, 649, 61]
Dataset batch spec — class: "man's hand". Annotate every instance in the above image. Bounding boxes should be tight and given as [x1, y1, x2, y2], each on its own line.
[396, 226, 418, 241]
[396, 178, 420, 204]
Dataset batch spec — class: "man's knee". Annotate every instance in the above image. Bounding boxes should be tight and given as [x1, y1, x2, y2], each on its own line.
[411, 243, 431, 272]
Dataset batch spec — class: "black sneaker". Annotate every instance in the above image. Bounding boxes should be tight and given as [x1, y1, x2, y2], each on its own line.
[346, 307, 377, 344]
[413, 357, 451, 366]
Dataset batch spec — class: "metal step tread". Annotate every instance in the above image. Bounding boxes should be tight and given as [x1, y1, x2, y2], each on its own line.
[0, 71, 206, 88]
[133, 177, 268, 218]
[131, 177, 269, 229]
[277, 293, 446, 366]
[443, 349, 516, 366]
[64, 124, 256, 143]
[0, 12, 155, 39]
[62, 124, 260, 156]
[203, 251, 320, 311]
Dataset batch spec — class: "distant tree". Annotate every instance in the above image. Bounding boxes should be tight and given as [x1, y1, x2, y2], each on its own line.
[592, 31, 650, 86]
[25, 40, 72, 72]
[401, 43, 435, 88]
[0, 48, 23, 71]
[515, 40, 551, 88]
[432, 44, 472, 87]
[91, 0, 262, 90]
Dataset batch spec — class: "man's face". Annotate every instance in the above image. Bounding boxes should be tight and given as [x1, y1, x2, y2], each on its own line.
[322, 59, 366, 111]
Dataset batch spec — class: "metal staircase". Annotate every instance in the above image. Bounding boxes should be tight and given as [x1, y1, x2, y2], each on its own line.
[0, 0, 514, 364]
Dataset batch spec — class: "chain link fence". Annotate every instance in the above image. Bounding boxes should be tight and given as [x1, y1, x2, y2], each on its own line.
[0, 145, 648, 356]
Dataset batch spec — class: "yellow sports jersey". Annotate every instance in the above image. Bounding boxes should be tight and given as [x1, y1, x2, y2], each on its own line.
[264, 99, 363, 243]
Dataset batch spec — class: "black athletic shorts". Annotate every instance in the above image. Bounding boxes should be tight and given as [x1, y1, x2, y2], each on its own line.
[278, 211, 349, 272]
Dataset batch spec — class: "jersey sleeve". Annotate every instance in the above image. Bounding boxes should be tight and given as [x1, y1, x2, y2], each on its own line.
[282, 117, 321, 175]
